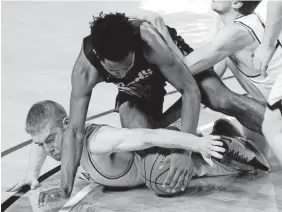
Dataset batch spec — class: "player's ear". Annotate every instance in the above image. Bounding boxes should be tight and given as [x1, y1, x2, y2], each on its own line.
[232, 0, 243, 10]
[62, 117, 69, 129]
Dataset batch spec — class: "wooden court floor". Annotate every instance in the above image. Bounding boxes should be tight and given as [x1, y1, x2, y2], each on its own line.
[3, 104, 282, 212]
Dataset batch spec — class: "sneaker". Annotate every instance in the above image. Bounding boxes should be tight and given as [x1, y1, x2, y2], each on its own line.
[219, 136, 270, 172]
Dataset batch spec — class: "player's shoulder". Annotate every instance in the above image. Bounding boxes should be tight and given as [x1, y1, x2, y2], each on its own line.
[218, 22, 252, 41]
[139, 21, 164, 47]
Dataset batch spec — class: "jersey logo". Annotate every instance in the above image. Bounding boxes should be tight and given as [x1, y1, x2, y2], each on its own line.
[117, 69, 153, 88]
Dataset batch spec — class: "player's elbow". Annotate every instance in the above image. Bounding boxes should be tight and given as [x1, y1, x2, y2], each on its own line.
[67, 126, 85, 144]
[179, 75, 200, 98]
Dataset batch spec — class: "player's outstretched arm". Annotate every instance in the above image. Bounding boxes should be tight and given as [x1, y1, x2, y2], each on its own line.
[253, 2, 282, 75]
[140, 22, 201, 134]
[7, 142, 47, 192]
[184, 24, 254, 75]
[59, 44, 102, 198]
[88, 126, 225, 164]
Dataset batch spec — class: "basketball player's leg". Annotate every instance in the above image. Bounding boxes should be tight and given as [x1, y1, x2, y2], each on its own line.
[116, 91, 164, 129]
[119, 101, 156, 128]
[262, 101, 282, 166]
[195, 69, 265, 135]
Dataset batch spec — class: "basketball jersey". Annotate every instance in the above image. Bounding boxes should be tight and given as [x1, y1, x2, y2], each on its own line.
[228, 14, 282, 103]
[80, 123, 144, 187]
[83, 19, 166, 102]
[82, 19, 193, 102]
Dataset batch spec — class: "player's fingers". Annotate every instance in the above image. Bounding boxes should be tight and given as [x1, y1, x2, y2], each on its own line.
[203, 156, 214, 167]
[159, 156, 171, 169]
[42, 193, 50, 207]
[183, 171, 192, 191]
[212, 140, 223, 147]
[38, 192, 46, 207]
[210, 151, 223, 160]
[210, 135, 221, 141]
[211, 146, 225, 153]
[163, 167, 176, 189]
[170, 168, 184, 189]
[173, 170, 186, 193]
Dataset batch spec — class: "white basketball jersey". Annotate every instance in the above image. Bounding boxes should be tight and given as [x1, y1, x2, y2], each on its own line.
[80, 124, 144, 187]
[229, 13, 282, 103]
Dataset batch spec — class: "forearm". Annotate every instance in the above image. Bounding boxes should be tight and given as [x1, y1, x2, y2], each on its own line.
[114, 128, 203, 153]
[262, 1, 282, 46]
[181, 91, 200, 134]
[184, 47, 225, 75]
[60, 128, 84, 197]
[27, 143, 47, 179]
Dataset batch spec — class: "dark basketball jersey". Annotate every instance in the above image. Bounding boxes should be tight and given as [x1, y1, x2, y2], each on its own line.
[82, 19, 193, 102]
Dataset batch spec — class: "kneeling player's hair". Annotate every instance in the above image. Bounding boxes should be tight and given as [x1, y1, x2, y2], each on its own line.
[238, 1, 261, 16]
[90, 12, 136, 61]
[25, 100, 67, 134]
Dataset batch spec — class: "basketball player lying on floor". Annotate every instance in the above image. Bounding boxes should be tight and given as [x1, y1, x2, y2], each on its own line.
[149, 1, 282, 161]
[7, 101, 269, 206]
[61, 12, 267, 201]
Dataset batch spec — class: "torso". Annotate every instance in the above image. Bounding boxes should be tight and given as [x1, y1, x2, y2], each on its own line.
[83, 19, 167, 102]
[80, 123, 144, 187]
[82, 19, 193, 102]
[217, 14, 282, 103]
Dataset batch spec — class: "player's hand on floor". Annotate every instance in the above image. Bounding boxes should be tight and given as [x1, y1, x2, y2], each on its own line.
[6, 177, 39, 192]
[38, 188, 67, 207]
[252, 43, 276, 77]
[160, 152, 192, 193]
[198, 135, 225, 167]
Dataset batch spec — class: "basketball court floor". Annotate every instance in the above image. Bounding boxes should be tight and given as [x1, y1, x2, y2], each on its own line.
[2, 1, 281, 212]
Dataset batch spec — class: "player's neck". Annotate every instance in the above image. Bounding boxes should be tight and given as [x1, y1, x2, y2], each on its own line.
[219, 11, 242, 25]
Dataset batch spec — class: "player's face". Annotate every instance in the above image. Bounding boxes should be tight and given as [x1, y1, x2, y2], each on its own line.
[211, 0, 233, 14]
[31, 120, 65, 161]
[101, 51, 135, 78]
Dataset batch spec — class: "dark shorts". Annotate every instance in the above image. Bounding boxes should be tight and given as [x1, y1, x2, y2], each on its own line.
[114, 90, 165, 120]
[267, 100, 282, 115]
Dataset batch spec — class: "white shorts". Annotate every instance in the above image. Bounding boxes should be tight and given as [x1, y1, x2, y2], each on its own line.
[268, 73, 282, 106]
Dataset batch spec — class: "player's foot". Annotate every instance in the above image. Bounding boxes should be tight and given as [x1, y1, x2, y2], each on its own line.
[219, 136, 271, 172]
[211, 118, 271, 172]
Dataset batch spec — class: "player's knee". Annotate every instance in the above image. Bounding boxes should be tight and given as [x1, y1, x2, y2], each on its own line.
[208, 94, 232, 112]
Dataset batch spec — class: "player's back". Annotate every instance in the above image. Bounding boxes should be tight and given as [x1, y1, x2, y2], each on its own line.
[80, 123, 144, 187]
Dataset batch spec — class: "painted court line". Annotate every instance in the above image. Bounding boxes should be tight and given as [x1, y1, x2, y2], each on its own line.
[58, 184, 104, 212]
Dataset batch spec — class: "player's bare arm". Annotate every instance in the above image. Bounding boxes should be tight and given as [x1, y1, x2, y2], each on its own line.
[140, 22, 201, 134]
[253, 2, 282, 74]
[7, 142, 47, 192]
[214, 59, 228, 78]
[184, 24, 254, 75]
[88, 126, 225, 164]
[262, 1, 282, 47]
[60, 44, 102, 198]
